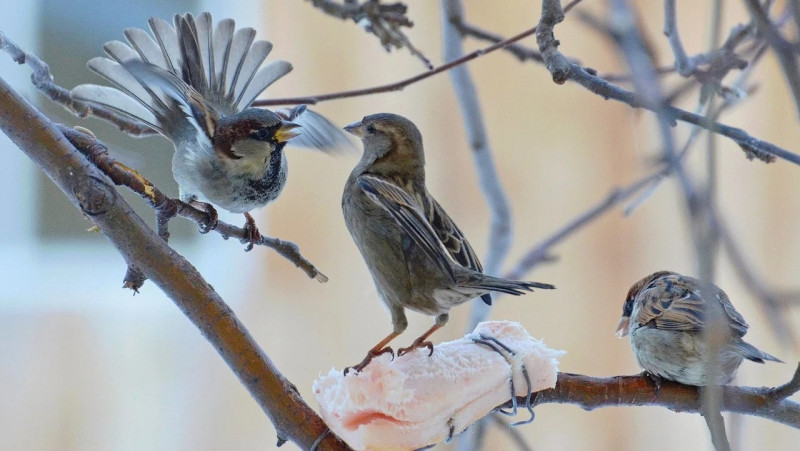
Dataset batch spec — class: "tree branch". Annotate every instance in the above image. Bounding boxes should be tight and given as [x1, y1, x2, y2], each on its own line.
[526, 365, 800, 429]
[0, 31, 328, 288]
[744, 0, 800, 119]
[0, 74, 349, 451]
[304, 0, 433, 69]
[535, 0, 798, 165]
[0, 31, 157, 136]
[60, 127, 328, 289]
[441, 1, 514, 448]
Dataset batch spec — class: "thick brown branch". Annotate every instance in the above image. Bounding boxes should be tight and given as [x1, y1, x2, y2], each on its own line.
[0, 75, 349, 450]
[526, 366, 800, 428]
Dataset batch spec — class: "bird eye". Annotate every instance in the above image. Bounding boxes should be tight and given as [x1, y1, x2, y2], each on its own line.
[251, 128, 272, 141]
[366, 124, 376, 134]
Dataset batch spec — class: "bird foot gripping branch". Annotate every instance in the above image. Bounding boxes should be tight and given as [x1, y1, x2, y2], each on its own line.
[314, 321, 565, 450]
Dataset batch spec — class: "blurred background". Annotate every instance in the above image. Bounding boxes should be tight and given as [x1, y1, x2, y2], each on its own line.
[1, 0, 798, 449]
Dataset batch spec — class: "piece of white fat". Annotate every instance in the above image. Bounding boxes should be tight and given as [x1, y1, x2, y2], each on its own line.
[313, 321, 565, 450]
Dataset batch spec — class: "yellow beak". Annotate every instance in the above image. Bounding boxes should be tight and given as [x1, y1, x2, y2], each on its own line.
[275, 122, 301, 143]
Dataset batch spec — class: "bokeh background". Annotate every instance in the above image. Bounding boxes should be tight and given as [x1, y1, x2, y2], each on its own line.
[1, 0, 798, 449]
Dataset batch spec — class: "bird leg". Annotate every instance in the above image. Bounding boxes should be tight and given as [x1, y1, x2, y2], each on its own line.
[642, 370, 664, 396]
[398, 323, 444, 357]
[344, 331, 402, 376]
[241, 212, 262, 252]
[189, 200, 219, 234]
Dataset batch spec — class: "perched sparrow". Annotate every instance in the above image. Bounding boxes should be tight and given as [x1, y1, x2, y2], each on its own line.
[71, 12, 349, 249]
[617, 271, 781, 386]
[342, 113, 555, 374]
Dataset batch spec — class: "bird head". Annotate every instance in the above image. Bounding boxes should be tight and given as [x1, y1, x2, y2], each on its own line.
[616, 270, 676, 337]
[213, 108, 300, 172]
[344, 113, 425, 177]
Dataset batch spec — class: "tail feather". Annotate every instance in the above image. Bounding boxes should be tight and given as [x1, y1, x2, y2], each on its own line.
[211, 18, 235, 93]
[85, 57, 171, 117]
[236, 60, 292, 111]
[124, 27, 170, 69]
[103, 41, 139, 64]
[231, 40, 272, 105]
[71, 84, 160, 131]
[175, 15, 209, 97]
[737, 340, 783, 363]
[463, 273, 555, 297]
[148, 17, 182, 75]
[72, 12, 333, 143]
[224, 28, 256, 98]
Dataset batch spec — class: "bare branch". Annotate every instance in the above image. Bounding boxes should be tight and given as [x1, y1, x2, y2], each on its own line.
[744, 0, 800, 119]
[526, 367, 800, 429]
[441, 0, 512, 329]
[305, 0, 433, 68]
[441, 1, 514, 448]
[0, 31, 156, 136]
[0, 74, 349, 450]
[60, 127, 328, 288]
[254, 23, 543, 107]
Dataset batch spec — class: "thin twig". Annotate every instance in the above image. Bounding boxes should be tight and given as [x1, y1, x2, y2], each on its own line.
[306, 0, 433, 68]
[0, 31, 156, 136]
[745, 0, 800, 119]
[254, 23, 544, 107]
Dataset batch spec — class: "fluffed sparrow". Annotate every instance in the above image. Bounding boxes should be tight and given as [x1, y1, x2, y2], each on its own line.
[617, 271, 781, 386]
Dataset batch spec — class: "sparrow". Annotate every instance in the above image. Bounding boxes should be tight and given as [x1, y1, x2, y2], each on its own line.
[617, 271, 781, 386]
[341, 113, 555, 374]
[71, 12, 349, 249]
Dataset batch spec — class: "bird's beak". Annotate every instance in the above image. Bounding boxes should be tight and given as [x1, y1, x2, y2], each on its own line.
[343, 120, 364, 138]
[615, 316, 630, 337]
[275, 122, 301, 143]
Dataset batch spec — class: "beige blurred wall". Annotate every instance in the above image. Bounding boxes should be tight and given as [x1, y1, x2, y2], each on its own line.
[1, 1, 799, 450]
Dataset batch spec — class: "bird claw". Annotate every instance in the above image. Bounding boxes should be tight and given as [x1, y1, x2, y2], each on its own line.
[643, 371, 664, 396]
[398, 340, 434, 357]
[242, 212, 262, 252]
[343, 347, 394, 376]
[192, 201, 218, 234]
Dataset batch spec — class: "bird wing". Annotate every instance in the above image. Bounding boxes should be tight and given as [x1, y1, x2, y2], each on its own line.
[633, 273, 749, 335]
[424, 197, 484, 275]
[357, 175, 456, 282]
[275, 106, 353, 153]
[167, 13, 292, 115]
[71, 12, 291, 131]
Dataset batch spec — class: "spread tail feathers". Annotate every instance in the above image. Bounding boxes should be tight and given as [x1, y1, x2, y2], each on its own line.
[71, 12, 291, 132]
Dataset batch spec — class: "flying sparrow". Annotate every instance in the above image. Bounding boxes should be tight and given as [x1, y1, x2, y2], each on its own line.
[617, 271, 781, 386]
[71, 12, 349, 249]
[341, 113, 555, 374]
